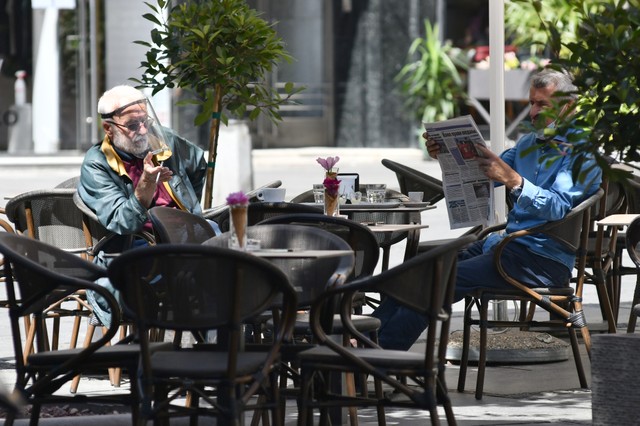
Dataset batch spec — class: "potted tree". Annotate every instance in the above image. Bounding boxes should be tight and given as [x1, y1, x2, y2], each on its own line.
[132, 0, 302, 208]
[537, 0, 639, 180]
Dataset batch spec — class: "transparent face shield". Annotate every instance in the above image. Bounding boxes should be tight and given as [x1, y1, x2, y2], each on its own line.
[102, 97, 173, 162]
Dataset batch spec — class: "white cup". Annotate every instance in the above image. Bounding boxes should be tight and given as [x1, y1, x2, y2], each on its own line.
[257, 188, 286, 202]
[408, 191, 424, 202]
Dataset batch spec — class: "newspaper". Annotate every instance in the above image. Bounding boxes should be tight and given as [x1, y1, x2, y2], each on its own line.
[423, 115, 494, 229]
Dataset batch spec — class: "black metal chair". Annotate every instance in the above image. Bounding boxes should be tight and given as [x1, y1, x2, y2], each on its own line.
[72, 191, 156, 259]
[3, 189, 95, 391]
[71, 191, 156, 390]
[624, 216, 640, 333]
[0, 233, 166, 425]
[148, 206, 217, 244]
[204, 224, 355, 340]
[583, 177, 627, 333]
[381, 158, 445, 204]
[54, 175, 81, 189]
[205, 224, 356, 420]
[288, 185, 419, 273]
[296, 234, 477, 425]
[107, 243, 298, 426]
[457, 189, 603, 400]
[256, 213, 379, 282]
[4, 189, 88, 256]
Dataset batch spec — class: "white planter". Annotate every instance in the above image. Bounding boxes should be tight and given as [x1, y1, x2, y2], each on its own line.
[209, 120, 254, 207]
[468, 68, 532, 101]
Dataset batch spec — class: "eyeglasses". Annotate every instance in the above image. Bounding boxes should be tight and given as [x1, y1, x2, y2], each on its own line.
[107, 117, 154, 133]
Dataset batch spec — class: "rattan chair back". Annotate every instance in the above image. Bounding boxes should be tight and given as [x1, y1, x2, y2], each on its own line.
[149, 206, 216, 244]
[107, 243, 297, 425]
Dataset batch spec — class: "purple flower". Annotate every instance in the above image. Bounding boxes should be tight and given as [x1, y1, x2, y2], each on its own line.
[323, 176, 341, 196]
[316, 156, 340, 172]
[226, 191, 249, 206]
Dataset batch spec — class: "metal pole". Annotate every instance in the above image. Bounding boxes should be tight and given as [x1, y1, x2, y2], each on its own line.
[489, 0, 508, 321]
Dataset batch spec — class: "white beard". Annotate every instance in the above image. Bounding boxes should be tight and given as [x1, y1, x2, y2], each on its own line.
[112, 131, 149, 158]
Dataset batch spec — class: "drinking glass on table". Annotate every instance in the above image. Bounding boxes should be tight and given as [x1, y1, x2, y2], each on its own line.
[350, 191, 362, 204]
[312, 184, 325, 204]
[366, 184, 386, 203]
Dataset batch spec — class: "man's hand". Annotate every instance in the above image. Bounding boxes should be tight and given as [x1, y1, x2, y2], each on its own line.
[423, 132, 440, 159]
[135, 152, 173, 207]
[141, 152, 172, 184]
[475, 144, 522, 190]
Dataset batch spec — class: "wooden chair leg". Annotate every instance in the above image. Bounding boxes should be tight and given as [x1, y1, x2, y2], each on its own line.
[102, 325, 118, 386]
[70, 322, 96, 393]
[111, 324, 128, 387]
[23, 316, 37, 364]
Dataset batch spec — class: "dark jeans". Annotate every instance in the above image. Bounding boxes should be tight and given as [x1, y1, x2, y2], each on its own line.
[371, 239, 571, 351]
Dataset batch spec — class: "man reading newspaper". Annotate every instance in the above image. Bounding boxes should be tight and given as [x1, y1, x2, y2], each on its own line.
[372, 68, 603, 351]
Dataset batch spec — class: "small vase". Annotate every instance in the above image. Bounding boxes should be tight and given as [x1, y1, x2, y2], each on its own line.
[229, 204, 248, 250]
[324, 190, 340, 217]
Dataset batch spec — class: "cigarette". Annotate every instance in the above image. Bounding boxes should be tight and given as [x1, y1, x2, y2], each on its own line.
[155, 161, 163, 183]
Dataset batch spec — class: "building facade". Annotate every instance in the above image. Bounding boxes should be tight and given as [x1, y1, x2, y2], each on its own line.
[0, 0, 486, 152]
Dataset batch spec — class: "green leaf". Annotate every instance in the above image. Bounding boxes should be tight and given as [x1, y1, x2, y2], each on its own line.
[141, 13, 161, 26]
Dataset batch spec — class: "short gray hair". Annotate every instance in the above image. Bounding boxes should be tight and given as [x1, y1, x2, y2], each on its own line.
[531, 68, 577, 100]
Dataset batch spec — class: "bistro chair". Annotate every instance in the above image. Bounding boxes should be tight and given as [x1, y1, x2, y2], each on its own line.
[205, 224, 355, 344]
[582, 177, 627, 333]
[54, 175, 81, 189]
[148, 206, 217, 244]
[71, 191, 156, 390]
[457, 189, 603, 400]
[257, 213, 380, 282]
[3, 189, 94, 381]
[4, 189, 87, 256]
[624, 216, 640, 333]
[296, 234, 477, 426]
[381, 158, 445, 204]
[107, 243, 298, 426]
[72, 191, 156, 259]
[0, 233, 163, 425]
[205, 224, 355, 420]
[0, 207, 15, 312]
[609, 172, 640, 330]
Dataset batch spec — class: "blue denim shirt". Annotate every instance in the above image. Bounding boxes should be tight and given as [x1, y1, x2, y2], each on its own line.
[482, 131, 602, 271]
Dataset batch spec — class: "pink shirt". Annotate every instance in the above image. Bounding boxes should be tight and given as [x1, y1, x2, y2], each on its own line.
[123, 157, 177, 232]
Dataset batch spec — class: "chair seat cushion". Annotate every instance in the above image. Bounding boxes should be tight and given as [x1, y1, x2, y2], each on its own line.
[298, 345, 426, 370]
[468, 285, 574, 299]
[151, 350, 273, 378]
[292, 313, 381, 335]
[28, 342, 172, 368]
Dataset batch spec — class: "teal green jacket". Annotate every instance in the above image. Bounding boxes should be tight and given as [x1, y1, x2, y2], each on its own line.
[78, 128, 206, 327]
[78, 127, 206, 235]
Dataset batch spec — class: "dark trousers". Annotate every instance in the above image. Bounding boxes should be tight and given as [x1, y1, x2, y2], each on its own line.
[372, 239, 571, 351]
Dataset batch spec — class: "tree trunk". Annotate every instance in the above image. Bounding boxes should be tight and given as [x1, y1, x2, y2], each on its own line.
[203, 86, 223, 209]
